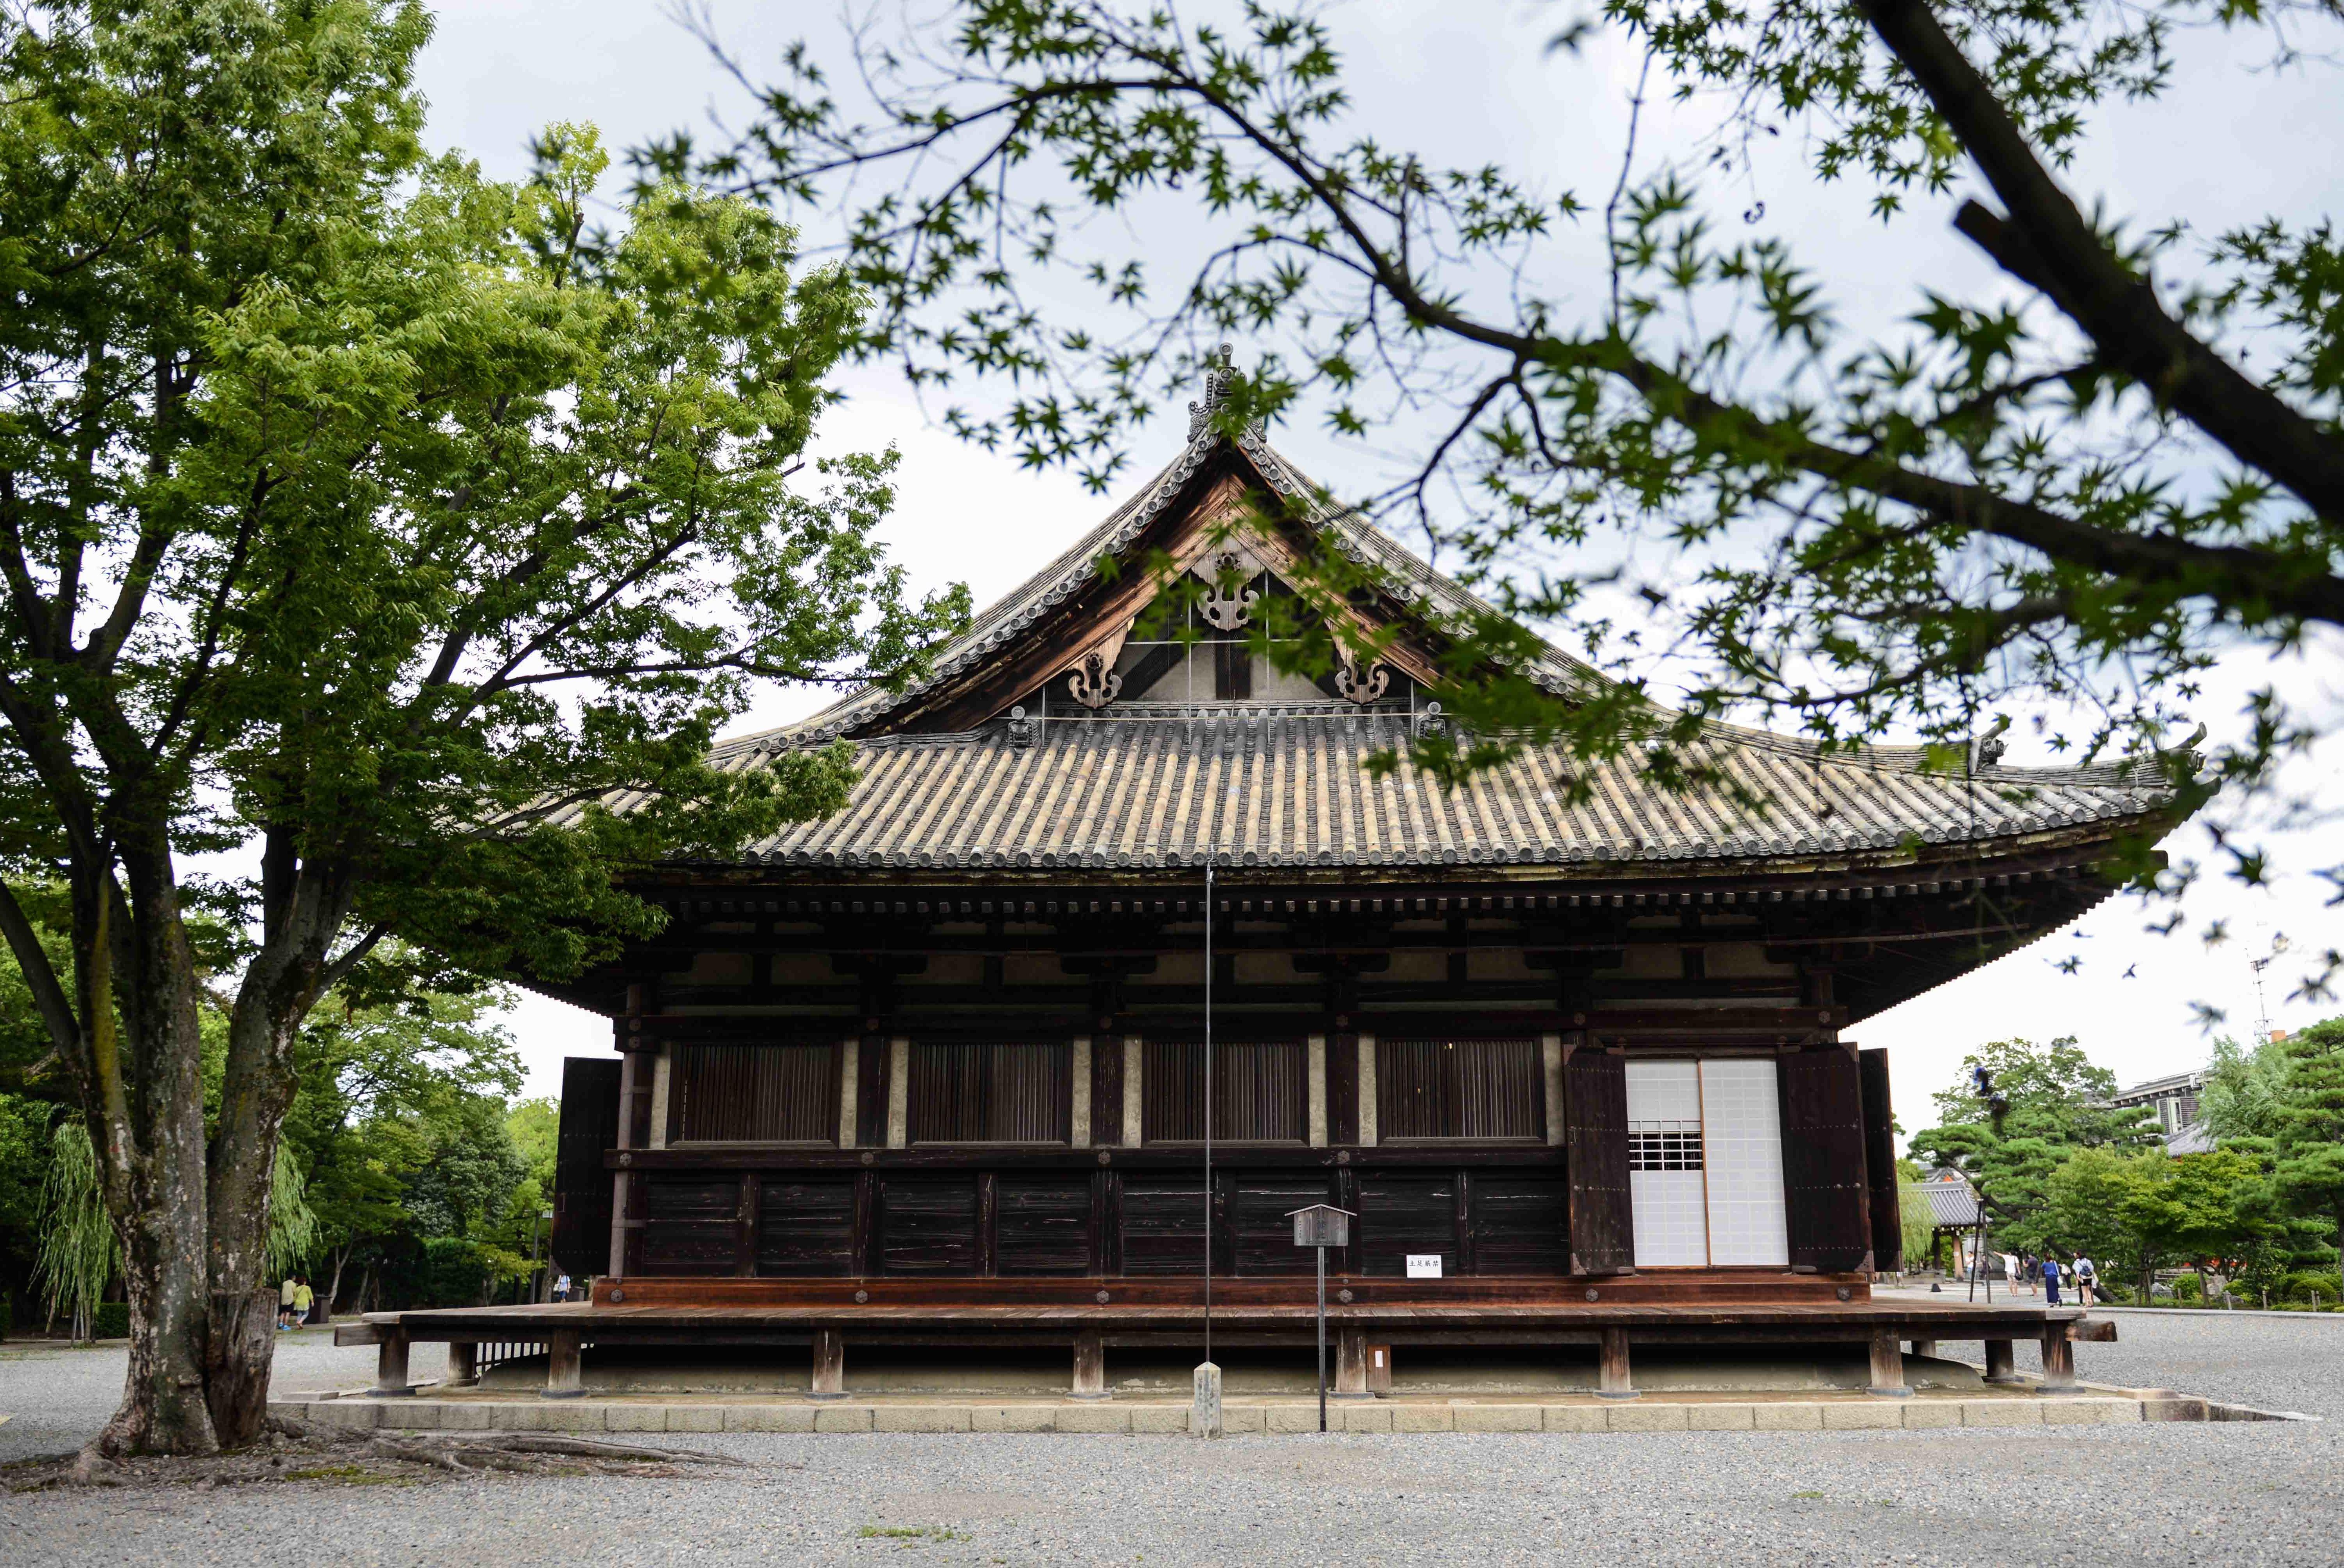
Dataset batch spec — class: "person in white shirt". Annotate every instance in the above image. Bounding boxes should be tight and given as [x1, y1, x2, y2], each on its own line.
[2072, 1255, 2098, 1307]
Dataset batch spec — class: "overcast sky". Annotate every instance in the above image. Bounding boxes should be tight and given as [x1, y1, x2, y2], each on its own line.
[410, 1, 2344, 1132]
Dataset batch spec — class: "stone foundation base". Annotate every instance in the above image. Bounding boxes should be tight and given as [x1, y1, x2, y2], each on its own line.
[271, 1391, 2245, 1436]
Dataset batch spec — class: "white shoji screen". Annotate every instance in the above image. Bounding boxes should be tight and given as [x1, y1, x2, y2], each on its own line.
[1626, 1060, 1708, 1267]
[1697, 1057, 1790, 1266]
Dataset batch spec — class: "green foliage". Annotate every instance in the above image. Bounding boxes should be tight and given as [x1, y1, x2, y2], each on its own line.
[2279, 1270, 2340, 1307]
[266, 1142, 320, 1282]
[34, 1119, 112, 1340]
[2201, 1034, 2292, 1145]
[677, 0, 2344, 979]
[2271, 1018, 2344, 1288]
[0, 0, 964, 1430]
[92, 1302, 129, 1341]
[1907, 1037, 2160, 1249]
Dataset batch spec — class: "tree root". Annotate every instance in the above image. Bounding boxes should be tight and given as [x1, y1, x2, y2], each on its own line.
[11, 1416, 760, 1492]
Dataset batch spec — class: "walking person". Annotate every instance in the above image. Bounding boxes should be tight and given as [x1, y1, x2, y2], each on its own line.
[291, 1274, 316, 1328]
[2073, 1254, 2097, 1308]
[278, 1276, 298, 1331]
[2042, 1255, 2064, 1307]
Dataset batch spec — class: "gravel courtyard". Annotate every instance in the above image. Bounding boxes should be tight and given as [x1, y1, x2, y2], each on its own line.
[2, 1312, 2337, 1567]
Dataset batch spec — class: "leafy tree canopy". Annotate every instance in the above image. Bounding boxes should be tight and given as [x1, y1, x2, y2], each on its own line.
[663, 0, 2344, 1004]
[0, 0, 964, 1454]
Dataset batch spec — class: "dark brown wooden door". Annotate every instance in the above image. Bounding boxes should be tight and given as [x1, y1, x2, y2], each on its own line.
[1859, 1047, 1900, 1273]
[1564, 1049, 1632, 1275]
[1779, 1047, 1874, 1273]
[550, 1057, 621, 1277]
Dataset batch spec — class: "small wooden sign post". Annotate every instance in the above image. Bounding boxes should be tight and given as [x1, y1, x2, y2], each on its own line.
[1287, 1204, 1356, 1433]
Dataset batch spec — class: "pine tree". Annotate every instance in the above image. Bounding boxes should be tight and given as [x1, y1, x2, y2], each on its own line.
[2271, 1020, 2344, 1296]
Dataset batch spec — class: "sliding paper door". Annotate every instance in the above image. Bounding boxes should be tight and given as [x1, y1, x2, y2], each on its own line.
[1698, 1058, 1789, 1266]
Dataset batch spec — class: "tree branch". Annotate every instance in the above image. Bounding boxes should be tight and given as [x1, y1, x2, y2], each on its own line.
[1856, 0, 2344, 523]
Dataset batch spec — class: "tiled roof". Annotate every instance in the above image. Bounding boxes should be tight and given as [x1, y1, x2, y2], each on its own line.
[706, 705, 2170, 875]
[662, 425, 2186, 877]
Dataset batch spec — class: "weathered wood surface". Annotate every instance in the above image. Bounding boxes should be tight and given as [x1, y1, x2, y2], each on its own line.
[356, 1298, 2092, 1340]
[582, 1270, 1870, 1309]
[551, 1057, 622, 1278]
[1779, 1048, 1873, 1273]
[1564, 1049, 1633, 1275]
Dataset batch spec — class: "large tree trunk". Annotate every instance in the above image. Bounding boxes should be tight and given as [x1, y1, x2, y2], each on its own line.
[79, 852, 223, 1458]
[205, 966, 309, 1447]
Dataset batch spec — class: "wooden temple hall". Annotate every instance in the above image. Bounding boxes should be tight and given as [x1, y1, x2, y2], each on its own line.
[350, 395, 2177, 1401]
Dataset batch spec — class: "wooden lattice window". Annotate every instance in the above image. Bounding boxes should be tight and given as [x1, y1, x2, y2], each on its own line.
[666, 1043, 838, 1143]
[1375, 1038, 1544, 1142]
[907, 1042, 1073, 1143]
[1143, 1040, 1307, 1142]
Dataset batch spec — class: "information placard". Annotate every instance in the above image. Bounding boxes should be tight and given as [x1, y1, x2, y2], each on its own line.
[1405, 1253, 1443, 1279]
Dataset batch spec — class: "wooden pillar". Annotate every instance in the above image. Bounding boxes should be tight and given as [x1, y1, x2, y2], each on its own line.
[1908, 1338, 1939, 1360]
[1867, 1329, 1911, 1396]
[370, 1329, 414, 1397]
[1366, 1342, 1392, 1397]
[1333, 1330, 1370, 1399]
[1597, 1327, 1638, 1400]
[2039, 1327, 2078, 1392]
[1983, 1338, 2020, 1385]
[810, 1327, 846, 1399]
[542, 1331, 584, 1399]
[447, 1341, 479, 1386]
[1071, 1329, 1107, 1400]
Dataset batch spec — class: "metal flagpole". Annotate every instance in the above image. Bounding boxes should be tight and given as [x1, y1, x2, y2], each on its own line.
[1204, 855, 1214, 1368]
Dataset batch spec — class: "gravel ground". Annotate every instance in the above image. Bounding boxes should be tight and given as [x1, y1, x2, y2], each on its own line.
[2, 1316, 2335, 1567]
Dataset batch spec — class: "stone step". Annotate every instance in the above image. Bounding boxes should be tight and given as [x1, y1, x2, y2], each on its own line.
[270, 1393, 2187, 1435]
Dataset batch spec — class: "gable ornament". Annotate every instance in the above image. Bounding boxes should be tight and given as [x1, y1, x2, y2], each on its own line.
[1195, 542, 1265, 631]
[1334, 658, 1389, 706]
[1067, 649, 1123, 709]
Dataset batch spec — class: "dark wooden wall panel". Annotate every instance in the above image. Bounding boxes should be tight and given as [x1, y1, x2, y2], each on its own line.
[1780, 1048, 1874, 1273]
[1356, 1175, 1456, 1277]
[551, 1057, 622, 1277]
[996, 1178, 1094, 1275]
[1564, 1049, 1633, 1274]
[1232, 1175, 1334, 1275]
[669, 1044, 838, 1143]
[909, 1042, 1073, 1143]
[1859, 1047, 1900, 1273]
[878, 1178, 981, 1274]
[1119, 1177, 1209, 1275]
[639, 1176, 741, 1275]
[755, 1178, 856, 1276]
[1377, 1039, 1543, 1140]
[1472, 1175, 1569, 1275]
[1143, 1042, 1307, 1142]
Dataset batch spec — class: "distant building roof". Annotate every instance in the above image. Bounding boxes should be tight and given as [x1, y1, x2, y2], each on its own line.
[1911, 1170, 1982, 1226]
[2109, 1069, 2206, 1107]
[2165, 1121, 2219, 1156]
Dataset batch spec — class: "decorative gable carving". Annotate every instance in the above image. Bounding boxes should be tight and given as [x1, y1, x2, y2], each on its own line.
[1194, 539, 1266, 631]
[1334, 658, 1390, 705]
[1063, 619, 1134, 710]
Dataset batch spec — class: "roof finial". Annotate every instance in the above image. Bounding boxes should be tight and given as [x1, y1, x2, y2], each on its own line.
[1188, 342, 1238, 436]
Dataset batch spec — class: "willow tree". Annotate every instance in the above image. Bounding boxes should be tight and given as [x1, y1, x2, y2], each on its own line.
[667, 0, 2344, 1003]
[0, 1, 963, 1457]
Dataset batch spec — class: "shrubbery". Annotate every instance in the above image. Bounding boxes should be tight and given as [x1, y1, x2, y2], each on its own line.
[92, 1302, 129, 1339]
[2279, 1272, 2341, 1308]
